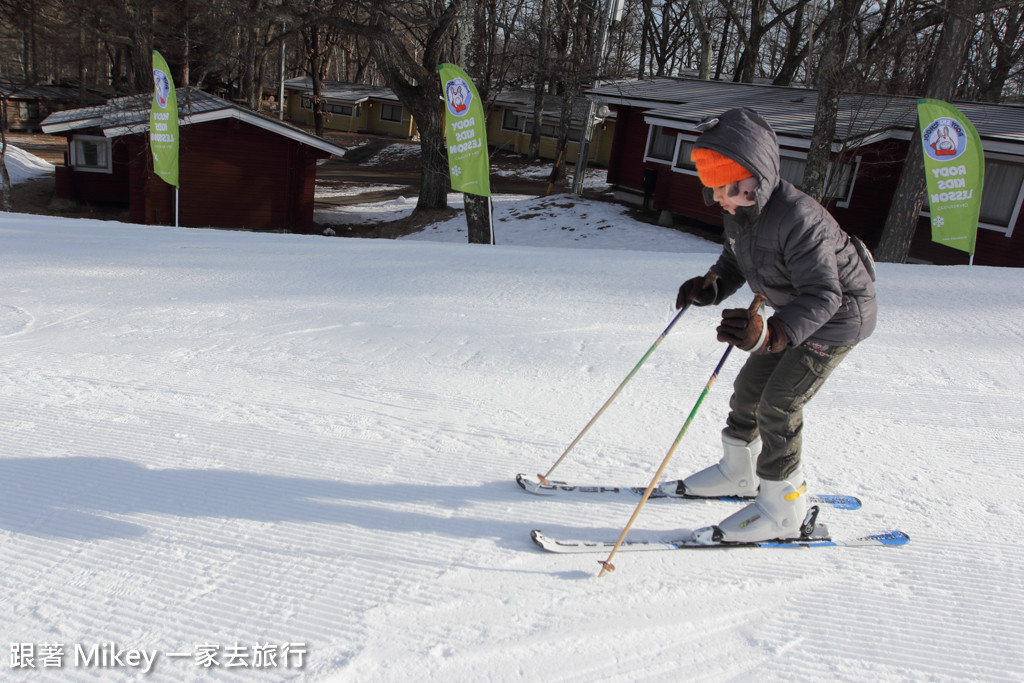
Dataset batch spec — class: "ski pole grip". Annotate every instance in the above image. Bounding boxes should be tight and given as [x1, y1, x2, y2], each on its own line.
[748, 293, 767, 315]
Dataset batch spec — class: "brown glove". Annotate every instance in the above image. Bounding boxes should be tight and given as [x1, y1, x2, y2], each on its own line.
[716, 307, 789, 354]
[676, 271, 719, 309]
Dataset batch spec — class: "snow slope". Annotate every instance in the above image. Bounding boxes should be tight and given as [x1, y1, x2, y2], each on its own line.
[1, 149, 1023, 682]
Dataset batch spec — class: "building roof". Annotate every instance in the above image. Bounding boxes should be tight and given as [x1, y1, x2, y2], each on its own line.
[40, 87, 349, 157]
[587, 78, 1024, 153]
[282, 77, 400, 104]
[0, 80, 107, 105]
[492, 88, 617, 126]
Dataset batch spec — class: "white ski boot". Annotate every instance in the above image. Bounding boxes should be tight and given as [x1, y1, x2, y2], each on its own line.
[659, 434, 761, 498]
[709, 468, 808, 543]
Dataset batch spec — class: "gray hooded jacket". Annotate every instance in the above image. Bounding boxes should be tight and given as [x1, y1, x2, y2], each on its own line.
[696, 108, 877, 347]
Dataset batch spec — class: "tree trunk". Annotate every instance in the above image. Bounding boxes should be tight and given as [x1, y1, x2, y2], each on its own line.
[687, 0, 712, 79]
[410, 95, 451, 211]
[529, 0, 551, 160]
[876, 0, 977, 263]
[714, 15, 731, 80]
[802, 0, 862, 203]
[465, 195, 492, 244]
[978, 8, 1023, 103]
[771, 5, 807, 86]
[460, 0, 494, 244]
[1, 118, 12, 212]
[638, 0, 651, 79]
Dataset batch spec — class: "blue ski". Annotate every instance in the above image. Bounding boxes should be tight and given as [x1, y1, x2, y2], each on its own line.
[516, 473, 862, 511]
[530, 527, 909, 553]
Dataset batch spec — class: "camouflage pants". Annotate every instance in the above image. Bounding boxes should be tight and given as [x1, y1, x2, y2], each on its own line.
[724, 340, 855, 481]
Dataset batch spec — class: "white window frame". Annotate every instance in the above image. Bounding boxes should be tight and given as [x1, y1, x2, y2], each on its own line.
[666, 136, 859, 206]
[672, 136, 698, 172]
[825, 155, 861, 208]
[644, 124, 679, 164]
[71, 135, 112, 174]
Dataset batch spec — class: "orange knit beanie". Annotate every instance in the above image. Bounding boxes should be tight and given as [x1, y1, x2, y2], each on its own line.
[690, 148, 753, 187]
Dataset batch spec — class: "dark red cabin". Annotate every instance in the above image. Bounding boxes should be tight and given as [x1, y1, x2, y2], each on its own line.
[41, 88, 347, 234]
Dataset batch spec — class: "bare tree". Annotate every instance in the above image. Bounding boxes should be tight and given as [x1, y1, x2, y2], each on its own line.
[718, 0, 808, 83]
[308, 0, 459, 211]
[0, 91, 11, 211]
[801, 0, 863, 203]
[876, 0, 979, 262]
[686, 0, 713, 79]
[963, 6, 1024, 102]
[294, 0, 344, 137]
[458, 0, 494, 244]
[528, 0, 552, 160]
[770, 1, 810, 86]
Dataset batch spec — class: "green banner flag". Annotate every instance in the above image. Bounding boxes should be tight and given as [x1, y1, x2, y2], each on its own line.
[917, 98, 984, 256]
[150, 50, 179, 188]
[439, 63, 490, 197]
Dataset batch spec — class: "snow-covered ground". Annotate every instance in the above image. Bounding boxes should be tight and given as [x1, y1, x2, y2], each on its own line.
[0, 144, 55, 186]
[2, 146, 1023, 682]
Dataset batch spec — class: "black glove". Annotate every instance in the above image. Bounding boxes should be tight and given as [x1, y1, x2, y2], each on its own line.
[716, 308, 789, 354]
[676, 272, 719, 309]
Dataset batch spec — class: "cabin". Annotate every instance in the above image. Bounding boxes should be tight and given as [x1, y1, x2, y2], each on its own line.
[283, 77, 416, 138]
[587, 78, 1024, 267]
[488, 89, 616, 167]
[40, 88, 348, 233]
[283, 77, 615, 167]
[1, 81, 107, 132]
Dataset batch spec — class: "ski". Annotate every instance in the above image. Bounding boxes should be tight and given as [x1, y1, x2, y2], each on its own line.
[530, 527, 909, 553]
[516, 473, 862, 511]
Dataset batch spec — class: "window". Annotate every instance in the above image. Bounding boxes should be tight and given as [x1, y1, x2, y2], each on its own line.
[646, 125, 677, 162]
[379, 103, 403, 123]
[779, 156, 805, 185]
[674, 140, 696, 171]
[778, 154, 858, 205]
[979, 160, 1024, 229]
[71, 135, 112, 174]
[501, 109, 520, 131]
[522, 120, 580, 141]
[18, 101, 39, 119]
[524, 120, 558, 138]
[300, 94, 353, 117]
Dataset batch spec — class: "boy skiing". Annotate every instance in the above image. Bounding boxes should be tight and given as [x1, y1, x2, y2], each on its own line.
[663, 107, 877, 544]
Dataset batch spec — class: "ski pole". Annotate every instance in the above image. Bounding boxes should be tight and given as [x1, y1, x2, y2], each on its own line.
[534, 302, 692, 488]
[597, 294, 766, 577]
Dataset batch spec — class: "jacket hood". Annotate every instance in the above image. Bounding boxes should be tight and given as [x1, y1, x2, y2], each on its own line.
[693, 108, 781, 213]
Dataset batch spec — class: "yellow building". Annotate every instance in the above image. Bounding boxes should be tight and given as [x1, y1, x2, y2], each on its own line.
[283, 78, 613, 167]
[487, 89, 615, 167]
[283, 77, 417, 138]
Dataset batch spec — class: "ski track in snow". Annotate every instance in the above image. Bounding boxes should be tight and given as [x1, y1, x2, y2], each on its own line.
[1, 213, 1023, 682]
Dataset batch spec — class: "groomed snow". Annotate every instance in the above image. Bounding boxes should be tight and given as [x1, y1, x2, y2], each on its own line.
[1, 146, 1023, 682]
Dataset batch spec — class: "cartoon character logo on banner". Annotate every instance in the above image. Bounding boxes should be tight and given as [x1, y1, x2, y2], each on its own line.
[445, 78, 472, 116]
[153, 68, 172, 109]
[922, 117, 968, 161]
